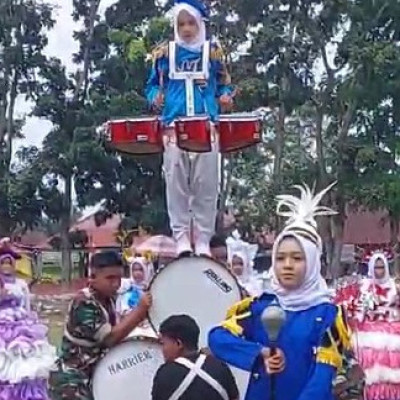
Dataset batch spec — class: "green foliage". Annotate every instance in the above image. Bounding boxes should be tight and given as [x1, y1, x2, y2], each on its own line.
[2, 0, 400, 276]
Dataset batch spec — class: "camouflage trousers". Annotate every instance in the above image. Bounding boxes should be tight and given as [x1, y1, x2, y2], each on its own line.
[49, 366, 93, 400]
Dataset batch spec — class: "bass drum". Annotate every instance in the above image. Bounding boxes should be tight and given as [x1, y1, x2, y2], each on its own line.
[92, 336, 163, 400]
[92, 336, 250, 400]
[148, 255, 250, 399]
[148, 255, 242, 348]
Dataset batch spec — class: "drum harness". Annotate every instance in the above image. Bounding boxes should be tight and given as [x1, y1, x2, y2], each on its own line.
[169, 354, 229, 400]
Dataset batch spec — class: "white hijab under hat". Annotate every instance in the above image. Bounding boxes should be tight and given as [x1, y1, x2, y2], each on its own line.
[270, 231, 331, 312]
[270, 183, 335, 311]
[173, 2, 206, 52]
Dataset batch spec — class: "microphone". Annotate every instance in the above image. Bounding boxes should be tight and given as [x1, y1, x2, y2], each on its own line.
[261, 304, 286, 350]
[260, 304, 286, 400]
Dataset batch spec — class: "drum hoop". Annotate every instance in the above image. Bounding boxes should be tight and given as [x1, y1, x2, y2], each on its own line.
[219, 115, 260, 122]
[108, 117, 160, 123]
[107, 147, 163, 157]
[146, 255, 244, 334]
[93, 336, 160, 372]
[175, 115, 209, 122]
[120, 334, 160, 345]
[92, 334, 161, 389]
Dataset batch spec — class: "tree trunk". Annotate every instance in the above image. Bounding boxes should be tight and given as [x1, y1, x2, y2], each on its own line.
[330, 215, 345, 279]
[77, 0, 101, 100]
[0, 64, 10, 146]
[389, 214, 400, 276]
[5, 72, 18, 168]
[61, 175, 73, 283]
[273, 102, 286, 231]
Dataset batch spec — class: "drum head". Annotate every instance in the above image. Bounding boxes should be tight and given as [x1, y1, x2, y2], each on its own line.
[92, 337, 163, 400]
[148, 256, 242, 347]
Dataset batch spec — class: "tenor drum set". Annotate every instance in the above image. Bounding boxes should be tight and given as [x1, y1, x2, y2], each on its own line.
[92, 256, 250, 400]
[99, 113, 262, 155]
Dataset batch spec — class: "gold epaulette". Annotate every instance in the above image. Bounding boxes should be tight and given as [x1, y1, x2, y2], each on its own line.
[221, 297, 254, 337]
[226, 296, 254, 319]
[151, 42, 168, 62]
[210, 44, 224, 61]
[316, 305, 352, 369]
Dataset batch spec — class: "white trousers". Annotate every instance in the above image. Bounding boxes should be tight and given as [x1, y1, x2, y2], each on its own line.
[163, 128, 218, 252]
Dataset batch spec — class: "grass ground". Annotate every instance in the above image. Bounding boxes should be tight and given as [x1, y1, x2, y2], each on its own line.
[32, 266, 86, 349]
[47, 314, 65, 348]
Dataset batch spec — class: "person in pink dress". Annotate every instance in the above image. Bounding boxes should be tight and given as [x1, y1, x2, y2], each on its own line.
[353, 252, 400, 400]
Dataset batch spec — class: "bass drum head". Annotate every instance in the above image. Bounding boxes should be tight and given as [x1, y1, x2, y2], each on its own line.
[148, 256, 242, 348]
[92, 337, 163, 400]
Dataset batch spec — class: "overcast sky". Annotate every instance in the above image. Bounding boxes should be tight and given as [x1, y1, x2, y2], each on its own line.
[13, 0, 116, 157]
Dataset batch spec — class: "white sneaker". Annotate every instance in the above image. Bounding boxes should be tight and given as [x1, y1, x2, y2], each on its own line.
[176, 234, 192, 256]
[195, 242, 211, 257]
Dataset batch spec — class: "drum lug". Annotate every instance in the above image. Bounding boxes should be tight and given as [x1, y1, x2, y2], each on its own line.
[137, 134, 149, 142]
[105, 124, 111, 142]
[97, 123, 111, 143]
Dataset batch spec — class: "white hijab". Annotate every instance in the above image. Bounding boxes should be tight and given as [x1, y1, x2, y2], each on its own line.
[368, 252, 391, 285]
[270, 232, 331, 312]
[130, 257, 154, 288]
[231, 251, 252, 283]
[173, 2, 206, 52]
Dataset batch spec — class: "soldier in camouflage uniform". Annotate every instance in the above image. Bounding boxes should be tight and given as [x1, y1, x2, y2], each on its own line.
[49, 251, 152, 400]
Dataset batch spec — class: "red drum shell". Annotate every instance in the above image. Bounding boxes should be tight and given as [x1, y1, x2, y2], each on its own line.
[175, 116, 212, 153]
[107, 117, 163, 155]
[218, 115, 261, 153]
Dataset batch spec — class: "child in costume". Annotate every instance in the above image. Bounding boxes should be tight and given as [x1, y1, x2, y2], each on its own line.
[117, 256, 154, 316]
[350, 252, 400, 400]
[0, 252, 56, 400]
[146, 0, 234, 257]
[227, 231, 261, 296]
[209, 183, 352, 400]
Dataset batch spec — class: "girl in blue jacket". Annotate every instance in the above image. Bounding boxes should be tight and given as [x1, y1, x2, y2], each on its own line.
[209, 183, 352, 400]
[146, 0, 233, 257]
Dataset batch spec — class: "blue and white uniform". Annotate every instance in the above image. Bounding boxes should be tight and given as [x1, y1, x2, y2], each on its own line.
[209, 184, 353, 400]
[146, 0, 233, 256]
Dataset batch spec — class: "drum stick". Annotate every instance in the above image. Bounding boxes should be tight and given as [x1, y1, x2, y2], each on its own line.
[159, 69, 164, 92]
[154, 69, 164, 113]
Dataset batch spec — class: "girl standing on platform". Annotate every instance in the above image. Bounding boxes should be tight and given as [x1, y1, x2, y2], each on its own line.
[146, 0, 234, 257]
[0, 251, 56, 400]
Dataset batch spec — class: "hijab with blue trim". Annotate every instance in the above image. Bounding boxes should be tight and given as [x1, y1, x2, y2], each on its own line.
[173, 0, 208, 52]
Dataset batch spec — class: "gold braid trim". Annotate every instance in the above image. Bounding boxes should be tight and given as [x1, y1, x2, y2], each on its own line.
[316, 306, 352, 369]
[335, 305, 352, 351]
[221, 311, 251, 336]
[210, 45, 224, 61]
[226, 297, 254, 319]
[221, 297, 254, 337]
[317, 347, 343, 369]
[151, 42, 168, 64]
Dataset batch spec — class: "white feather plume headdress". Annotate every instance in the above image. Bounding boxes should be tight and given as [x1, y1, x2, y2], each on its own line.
[276, 182, 337, 247]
